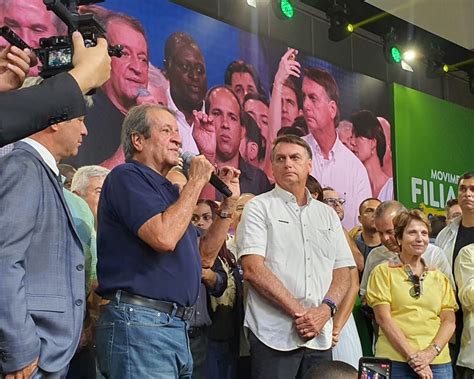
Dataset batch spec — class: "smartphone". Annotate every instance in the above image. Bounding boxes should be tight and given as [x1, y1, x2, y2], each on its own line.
[358, 357, 392, 379]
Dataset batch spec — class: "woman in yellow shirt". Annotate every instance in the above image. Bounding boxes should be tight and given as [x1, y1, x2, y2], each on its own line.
[367, 210, 457, 378]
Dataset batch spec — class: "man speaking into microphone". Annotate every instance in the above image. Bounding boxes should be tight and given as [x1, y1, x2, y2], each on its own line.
[95, 104, 240, 378]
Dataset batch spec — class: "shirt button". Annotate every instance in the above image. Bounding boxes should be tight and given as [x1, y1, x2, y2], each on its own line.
[75, 299, 83, 306]
[76, 264, 84, 271]
[307, 293, 311, 297]
[307, 257, 310, 261]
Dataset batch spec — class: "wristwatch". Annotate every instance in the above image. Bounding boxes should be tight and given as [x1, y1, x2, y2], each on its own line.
[216, 209, 233, 219]
[322, 297, 338, 317]
[431, 342, 442, 356]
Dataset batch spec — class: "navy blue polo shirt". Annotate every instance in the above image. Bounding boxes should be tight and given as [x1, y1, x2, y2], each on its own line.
[96, 160, 201, 307]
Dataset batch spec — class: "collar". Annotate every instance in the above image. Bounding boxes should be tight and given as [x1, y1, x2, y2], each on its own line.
[21, 138, 59, 176]
[274, 184, 313, 206]
[388, 255, 435, 271]
[166, 87, 205, 125]
[308, 134, 343, 161]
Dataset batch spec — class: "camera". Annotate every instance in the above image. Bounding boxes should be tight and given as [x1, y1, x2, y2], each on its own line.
[0, 0, 122, 78]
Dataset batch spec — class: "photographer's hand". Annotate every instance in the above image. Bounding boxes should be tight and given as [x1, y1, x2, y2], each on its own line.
[0, 45, 36, 92]
[69, 31, 111, 95]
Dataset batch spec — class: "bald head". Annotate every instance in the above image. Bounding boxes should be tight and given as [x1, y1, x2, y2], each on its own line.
[374, 201, 407, 252]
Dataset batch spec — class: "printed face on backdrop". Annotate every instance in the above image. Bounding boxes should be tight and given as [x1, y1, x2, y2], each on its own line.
[3, 0, 61, 75]
[168, 44, 207, 109]
[281, 85, 300, 127]
[104, 20, 149, 109]
[244, 98, 269, 140]
[209, 88, 243, 162]
[302, 77, 337, 135]
[231, 72, 257, 105]
[353, 136, 376, 164]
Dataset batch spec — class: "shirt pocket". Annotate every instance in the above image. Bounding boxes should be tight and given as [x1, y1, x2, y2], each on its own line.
[309, 226, 337, 262]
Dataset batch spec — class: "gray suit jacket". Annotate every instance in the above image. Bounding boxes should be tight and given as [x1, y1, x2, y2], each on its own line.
[0, 142, 85, 373]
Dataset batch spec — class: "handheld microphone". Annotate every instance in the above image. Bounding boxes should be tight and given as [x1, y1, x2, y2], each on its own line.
[181, 152, 233, 198]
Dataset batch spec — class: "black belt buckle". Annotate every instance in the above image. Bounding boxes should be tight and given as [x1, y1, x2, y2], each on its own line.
[181, 306, 195, 321]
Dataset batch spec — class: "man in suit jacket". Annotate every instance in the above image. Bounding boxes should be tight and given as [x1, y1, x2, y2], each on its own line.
[0, 32, 111, 147]
[0, 112, 88, 377]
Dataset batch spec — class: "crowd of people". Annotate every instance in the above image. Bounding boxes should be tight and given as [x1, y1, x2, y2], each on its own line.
[1, 1, 473, 379]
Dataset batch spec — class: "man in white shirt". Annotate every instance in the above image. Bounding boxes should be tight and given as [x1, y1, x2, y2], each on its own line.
[237, 135, 355, 378]
[164, 32, 207, 154]
[302, 67, 371, 229]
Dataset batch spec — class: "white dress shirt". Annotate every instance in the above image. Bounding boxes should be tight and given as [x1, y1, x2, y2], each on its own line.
[303, 134, 371, 229]
[22, 138, 59, 175]
[166, 88, 201, 155]
[237, 185, 355, 351]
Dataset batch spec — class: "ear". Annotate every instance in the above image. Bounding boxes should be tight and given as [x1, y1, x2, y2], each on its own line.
[358, 215, 362, 223]
[329, 100, 338, 121]
[307, 157, 313, 175]
[247, 142, 258, 161]
[131, 133, 145, 154]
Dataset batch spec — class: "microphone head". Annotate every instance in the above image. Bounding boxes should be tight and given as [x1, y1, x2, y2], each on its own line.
[180, 151, 196, 177]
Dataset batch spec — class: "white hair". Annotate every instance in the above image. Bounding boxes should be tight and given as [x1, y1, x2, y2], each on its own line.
[71, 165, 110, 194]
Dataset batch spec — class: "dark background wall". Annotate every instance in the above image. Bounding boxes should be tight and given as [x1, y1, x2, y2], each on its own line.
[172, 0, 474, 110]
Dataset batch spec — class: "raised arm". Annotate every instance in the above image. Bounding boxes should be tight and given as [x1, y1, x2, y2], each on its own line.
[138, 156, 213, 251]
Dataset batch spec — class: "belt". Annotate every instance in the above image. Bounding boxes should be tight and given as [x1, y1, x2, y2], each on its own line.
[103, 291, 195, 321]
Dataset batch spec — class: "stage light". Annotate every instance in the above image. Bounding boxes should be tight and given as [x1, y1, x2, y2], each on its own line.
[383, 29, 401, 64]
[425, 45, 447, 78]
[426, 60, 446, 78]
[327, 2, 353, 42]
[402, 49, 417, 62]
[273, 0, 295, 20]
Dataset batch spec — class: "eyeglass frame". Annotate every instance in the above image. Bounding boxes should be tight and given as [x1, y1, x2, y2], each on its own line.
[323, 197, 346, 206]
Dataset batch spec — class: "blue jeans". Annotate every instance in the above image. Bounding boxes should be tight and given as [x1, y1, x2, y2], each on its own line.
[95, 297, 193, 379]
[391, 361, 453, 379]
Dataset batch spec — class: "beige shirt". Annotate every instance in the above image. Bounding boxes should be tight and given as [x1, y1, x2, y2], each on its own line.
[237, 185, 355, 351]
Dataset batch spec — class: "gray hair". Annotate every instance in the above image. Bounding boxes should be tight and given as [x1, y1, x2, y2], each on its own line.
[121, 104, 175, 162]
[374, 200, 407, 219]
[22, 76, 93, 107]
[71, 165, 110, 194]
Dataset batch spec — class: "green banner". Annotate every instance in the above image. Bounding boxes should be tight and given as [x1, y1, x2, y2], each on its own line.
[393, 83, 474, 216]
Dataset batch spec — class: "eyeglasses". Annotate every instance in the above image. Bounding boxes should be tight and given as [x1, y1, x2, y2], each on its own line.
[323, 198, 346, 206]
[403, 265, 425, 298]
[409, 277, 421, 298]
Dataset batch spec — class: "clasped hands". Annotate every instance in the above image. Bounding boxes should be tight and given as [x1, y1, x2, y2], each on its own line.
[407, 346, 438, 378]
[294, 304, 331, 340]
